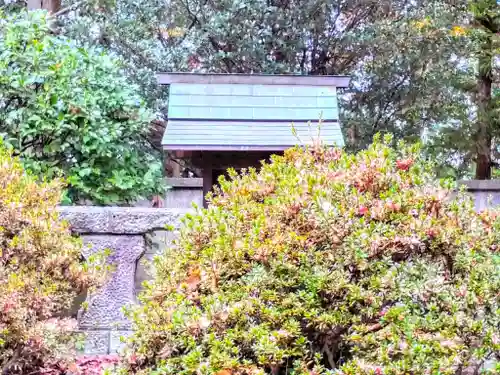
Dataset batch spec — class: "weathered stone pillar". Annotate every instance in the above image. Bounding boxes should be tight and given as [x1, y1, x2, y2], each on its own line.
[58, 207, 186, 354]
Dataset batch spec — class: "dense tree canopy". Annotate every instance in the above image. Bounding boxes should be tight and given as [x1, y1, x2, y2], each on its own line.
[51, 0, 500, 180]
[0, 10, 164, 204]
[2, 1, 500, 183]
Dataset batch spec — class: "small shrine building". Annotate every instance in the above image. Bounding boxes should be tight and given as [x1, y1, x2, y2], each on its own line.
[158, 73, 350, 207]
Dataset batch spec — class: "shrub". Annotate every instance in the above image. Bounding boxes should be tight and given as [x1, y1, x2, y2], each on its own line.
[123, 135, 499, 375]
[0, 142, 103, 374]
[0, 10, 164, 205]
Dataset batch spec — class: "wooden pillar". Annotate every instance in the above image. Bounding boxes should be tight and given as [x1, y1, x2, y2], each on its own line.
[202, 167, 212, 208]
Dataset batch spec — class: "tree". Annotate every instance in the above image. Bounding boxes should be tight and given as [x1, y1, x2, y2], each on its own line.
[410, 0, 500, 180]
[340, 1, 469, 152]
[463, 0, 500, 179]
[59, 0, 398, 100]
[121, 135, 500, 374]
[54, 1, 473, 172]
[0, 10, 164, 205]
[51, 0, 500, 179]
[405, 0, 500, 180]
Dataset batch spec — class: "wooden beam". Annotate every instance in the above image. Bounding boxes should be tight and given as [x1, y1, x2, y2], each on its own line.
[165, 178, 203, 188]
[458, 180, 500, 191]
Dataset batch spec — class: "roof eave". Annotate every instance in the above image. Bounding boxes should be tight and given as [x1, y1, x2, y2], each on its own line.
[162, 143, 344, 152]
[157, 73, 351, 88]
[162, 144, 292, 152]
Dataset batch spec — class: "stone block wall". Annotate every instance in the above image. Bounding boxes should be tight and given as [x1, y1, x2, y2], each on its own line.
[57, 206, 189, 354]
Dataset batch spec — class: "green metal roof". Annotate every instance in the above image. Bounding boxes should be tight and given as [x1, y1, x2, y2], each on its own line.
[159, 74, 347, 151]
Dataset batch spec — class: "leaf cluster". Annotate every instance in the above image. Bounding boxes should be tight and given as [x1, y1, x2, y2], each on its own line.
[0, 10, 164, 204]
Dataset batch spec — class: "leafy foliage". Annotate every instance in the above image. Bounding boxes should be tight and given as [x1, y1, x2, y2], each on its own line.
[407, 0, 500, 180]
[0, 10, 164, 204]
[0, 142, 105, 374]
[342, 2, 471, 151]
[60, 0, 400, 110]
[53, 0, 478, 177]
[123, 135, 499, 374]
[54, 0, 500, 179]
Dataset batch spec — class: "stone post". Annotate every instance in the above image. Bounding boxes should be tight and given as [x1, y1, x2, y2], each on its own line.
[58, 207, 187, 354]
[458, 180, 500, 210]
[164, 177, 203, 208]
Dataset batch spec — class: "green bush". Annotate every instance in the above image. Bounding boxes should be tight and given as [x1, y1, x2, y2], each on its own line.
[0, 143, 104, 374]
[0, 10, 164, 205]
[123, 135, 499, 375]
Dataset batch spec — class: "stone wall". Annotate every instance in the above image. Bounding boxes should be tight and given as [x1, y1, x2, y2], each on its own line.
[57, 206, 189, 354]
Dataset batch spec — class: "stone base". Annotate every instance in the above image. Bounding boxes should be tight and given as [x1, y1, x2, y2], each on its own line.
[83, 330, 133, 354]
[84, 331, 110, 355]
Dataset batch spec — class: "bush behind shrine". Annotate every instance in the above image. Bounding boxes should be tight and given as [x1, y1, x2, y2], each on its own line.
[124, 135, 499, 374]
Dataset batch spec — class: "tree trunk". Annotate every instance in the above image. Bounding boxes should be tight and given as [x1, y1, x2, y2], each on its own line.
[475, 36, 493, 180]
